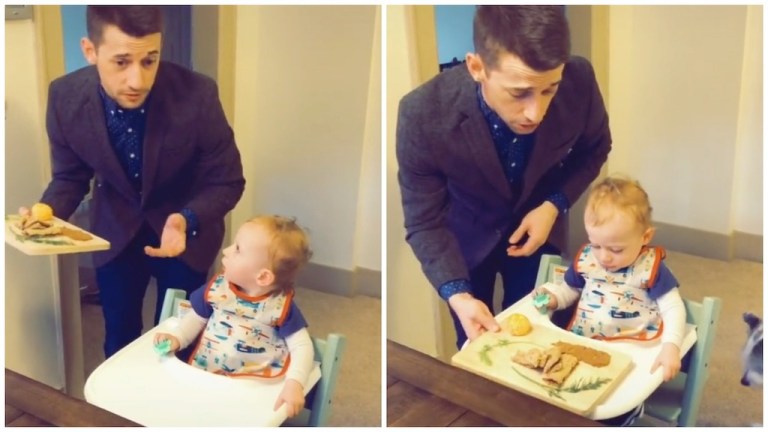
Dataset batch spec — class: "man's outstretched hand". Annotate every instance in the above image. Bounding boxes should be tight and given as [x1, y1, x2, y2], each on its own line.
[144, 213, 187, 258]
[448, 293, 500, 342]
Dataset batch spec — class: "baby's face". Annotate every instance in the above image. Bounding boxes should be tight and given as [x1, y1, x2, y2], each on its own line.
[221, 222, 272, 289]
[585, 209, 653, 272]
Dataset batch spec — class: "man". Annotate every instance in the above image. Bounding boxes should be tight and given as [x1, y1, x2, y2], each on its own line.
[36, 6, 245, 357]
[396, 6, 611, 348]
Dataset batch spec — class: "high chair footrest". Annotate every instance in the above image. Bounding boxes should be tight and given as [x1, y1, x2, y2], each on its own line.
[644, 372, 686, 423]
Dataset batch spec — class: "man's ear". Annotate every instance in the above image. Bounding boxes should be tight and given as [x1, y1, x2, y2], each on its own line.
[465, 53, 487, 83]
[81, 37, 97, 65]
[255, 268, 275, 287]
[642, 226, 656, 245]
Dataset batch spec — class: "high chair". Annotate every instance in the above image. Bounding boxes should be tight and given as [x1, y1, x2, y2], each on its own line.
[85, 289, 346, 427]
[535, 254, 722, 426]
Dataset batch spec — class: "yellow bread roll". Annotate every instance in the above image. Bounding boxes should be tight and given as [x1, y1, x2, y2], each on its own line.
[504, 313, 532, 336]
[31, 203, 54, 221]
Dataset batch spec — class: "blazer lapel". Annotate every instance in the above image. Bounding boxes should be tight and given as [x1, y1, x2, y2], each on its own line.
[519, 95, 577, 204]
[140, 87, 168, 207]
[82, 88, 136, 200]
[456, 76, 512, 200]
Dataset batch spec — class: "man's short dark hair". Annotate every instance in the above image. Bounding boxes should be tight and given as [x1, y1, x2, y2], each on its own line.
[87, 6, 163, 47]
[473, 6, 570, 72]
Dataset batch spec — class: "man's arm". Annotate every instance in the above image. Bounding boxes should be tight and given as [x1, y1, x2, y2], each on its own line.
[39, 82, 93, 219]
[556, 58, 612, 204]
[395, 97, 469, 289]
[181, 80, 245, 230]
[396, 96, 500, 342]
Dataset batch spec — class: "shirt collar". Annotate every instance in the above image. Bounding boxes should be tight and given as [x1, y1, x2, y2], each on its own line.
[476, 84, 518, 143]
[98, 85, 148, 115]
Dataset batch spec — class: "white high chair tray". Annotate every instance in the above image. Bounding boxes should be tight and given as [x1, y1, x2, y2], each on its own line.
[84, 317, 321, 426]
[478, 299, 697, 420]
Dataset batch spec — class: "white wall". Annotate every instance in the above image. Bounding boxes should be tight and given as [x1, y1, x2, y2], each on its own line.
[5, 18, 65, 389]
[607, 5, 761, 236]
[353, 6, 382, 271]
[386, 5, 441, 356]
[731, 5, 763, 235]
[231, 6, 380, 272]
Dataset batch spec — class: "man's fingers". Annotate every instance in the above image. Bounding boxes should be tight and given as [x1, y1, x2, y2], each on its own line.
[144, 246, 171, 257]
[479, 314, 500, 332]
[274, 398, 284, 412]
[508, 224, 527, 246]
[144, 246, 184, 258]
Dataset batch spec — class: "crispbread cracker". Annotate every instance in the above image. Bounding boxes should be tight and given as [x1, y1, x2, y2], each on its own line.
[553, 341, 611, 367]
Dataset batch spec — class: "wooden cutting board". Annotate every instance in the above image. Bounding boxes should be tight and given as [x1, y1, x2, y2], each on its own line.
[451, 318, 633, 416]
[5, 215, 110, 256]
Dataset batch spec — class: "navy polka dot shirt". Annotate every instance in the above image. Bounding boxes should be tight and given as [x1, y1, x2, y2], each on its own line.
[476, 84, 570, 214]
[98, 86, 199, 236]
[436, 86, 571, 301]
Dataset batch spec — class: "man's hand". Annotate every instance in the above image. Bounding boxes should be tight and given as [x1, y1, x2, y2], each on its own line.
[448, 293, 500, 342]
[507, 201, 558, 257]
[650, 342, 681, 382]
[274, 378, 305, 417]
[145, 213, 187, 258]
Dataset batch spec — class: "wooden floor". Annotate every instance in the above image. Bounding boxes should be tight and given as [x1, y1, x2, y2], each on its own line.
[387, 340, 603, 427]
[388, 374, 502, 426]
[5, 369, 139, 427]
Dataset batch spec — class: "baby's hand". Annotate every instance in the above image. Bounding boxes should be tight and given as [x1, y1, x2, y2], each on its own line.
[650, 342, 681, 382]
[531, 286, 558, 311]
[153, 333, 180, 355]
[274, 379, 305, 418]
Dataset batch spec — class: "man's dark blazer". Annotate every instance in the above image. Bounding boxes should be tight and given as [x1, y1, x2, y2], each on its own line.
[41, 61, 245, 273]
[396, 56, 611, 290]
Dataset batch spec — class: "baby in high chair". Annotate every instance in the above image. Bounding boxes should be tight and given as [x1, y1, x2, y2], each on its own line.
[533, 176, 686, 426]
[153, 215, 314, 418]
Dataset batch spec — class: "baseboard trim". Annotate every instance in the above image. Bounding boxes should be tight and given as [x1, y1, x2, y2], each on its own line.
[654, 222, 762, 262]
[734, 230, 763, 263]
[354, 267, 382, 298]
[296, 262, 381, 298]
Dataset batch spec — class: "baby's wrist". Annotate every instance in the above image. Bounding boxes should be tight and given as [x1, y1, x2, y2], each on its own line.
[285, 377, 304, 391]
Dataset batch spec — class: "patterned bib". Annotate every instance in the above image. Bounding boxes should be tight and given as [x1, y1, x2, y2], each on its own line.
[189, 274, 293, 378]
[566, 245, 665, 341]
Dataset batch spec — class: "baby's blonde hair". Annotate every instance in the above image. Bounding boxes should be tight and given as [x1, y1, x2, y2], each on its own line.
[247, 215, 312, 292]
[585, 176, 653, 231]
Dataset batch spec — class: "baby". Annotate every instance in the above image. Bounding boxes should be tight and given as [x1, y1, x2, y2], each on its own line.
[153, 215, 314, 418]
[534, 177, 686, 425]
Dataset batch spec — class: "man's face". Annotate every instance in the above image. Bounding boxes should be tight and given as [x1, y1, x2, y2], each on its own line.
[466, 50, 564, 135]
[81, 25, 161, 109]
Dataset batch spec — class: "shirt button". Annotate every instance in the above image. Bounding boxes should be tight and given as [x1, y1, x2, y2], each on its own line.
[512, 138, 517, 144]
[192, 231, 198, 236]
[118, 109, 123, 114]
[141, 109, 145, 114]
[127, 128, 133, 133]
[130, 153, 135, 158]
[134, 173, 139, 178]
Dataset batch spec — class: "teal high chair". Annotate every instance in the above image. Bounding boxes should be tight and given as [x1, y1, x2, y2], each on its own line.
[535, 254, 722, 427]
[159, 289, 347, 426]
[85, 289, 346, 427]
